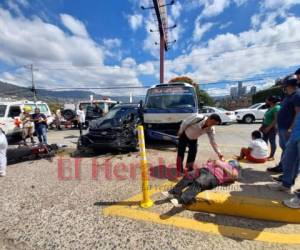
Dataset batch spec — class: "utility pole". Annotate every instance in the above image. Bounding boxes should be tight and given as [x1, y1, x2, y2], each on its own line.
[142, 0, 176, 84]
[160, 35, 165, 84]
[25, 64, 37, 103]
[30, 64, 37, 103]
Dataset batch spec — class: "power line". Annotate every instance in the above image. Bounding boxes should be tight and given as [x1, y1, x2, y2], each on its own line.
[0, 68, 293, 92]
[0, 40, 299, 73]
[166, 40, 300, 61]
[165, 44, 300, 65]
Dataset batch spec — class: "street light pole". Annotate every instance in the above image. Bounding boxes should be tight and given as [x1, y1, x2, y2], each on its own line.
[160, 35, 165, 83]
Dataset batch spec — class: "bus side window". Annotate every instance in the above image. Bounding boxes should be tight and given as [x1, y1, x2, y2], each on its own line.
[8, 106, 21, 118]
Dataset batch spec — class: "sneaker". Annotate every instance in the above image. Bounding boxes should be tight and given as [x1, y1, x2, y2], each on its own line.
[170, 198, 182, 208]
[161, 191, 174, 199]
[294, 189, 300, 195]
[267, 182, 291, 193]
[272, 175, 283, 183]
[0, 172, 6, 177]
[267, 165, 283, 173]
[283, 196, 300, 209]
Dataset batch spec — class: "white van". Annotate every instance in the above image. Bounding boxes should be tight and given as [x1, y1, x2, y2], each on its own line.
[77, 99, 118, 114]
[0, 100, 53, 137]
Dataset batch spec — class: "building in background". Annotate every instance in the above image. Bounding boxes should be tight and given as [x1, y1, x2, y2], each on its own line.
[230, 81, 246, 98]
[250, 86, 257, 95]
[241, 86, 247, 96]
[230, 87, 238, 98]
[238, 81, 243, 96]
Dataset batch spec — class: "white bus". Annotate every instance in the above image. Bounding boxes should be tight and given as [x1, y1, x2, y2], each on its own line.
[143, 82, 198, 140]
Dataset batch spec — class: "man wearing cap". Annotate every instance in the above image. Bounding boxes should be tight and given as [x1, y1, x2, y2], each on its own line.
[269, 78, 300, 193]
[267, 77, 300, 173]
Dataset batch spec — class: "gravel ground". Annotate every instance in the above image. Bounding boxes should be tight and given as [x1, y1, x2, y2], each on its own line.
[0, 124, 299, 250]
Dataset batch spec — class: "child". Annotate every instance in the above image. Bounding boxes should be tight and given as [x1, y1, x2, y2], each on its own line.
[0, 128, 8, 177]
[237, 130, 268, 163]
[162, 159, 240, 207]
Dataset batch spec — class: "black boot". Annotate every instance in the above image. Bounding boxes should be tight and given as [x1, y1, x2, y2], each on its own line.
[267, 164, 283, 173]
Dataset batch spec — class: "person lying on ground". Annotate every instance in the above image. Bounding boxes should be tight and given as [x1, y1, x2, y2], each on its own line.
[236, 130, 268, 163]
[161, 159, 241, 208]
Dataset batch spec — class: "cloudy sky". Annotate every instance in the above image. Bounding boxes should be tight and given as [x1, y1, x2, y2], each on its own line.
[0, 0, 300, 97]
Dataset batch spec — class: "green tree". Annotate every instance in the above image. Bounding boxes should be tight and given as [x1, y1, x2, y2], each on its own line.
[252, 86, 283, 104]
[169, 76, 214, 106]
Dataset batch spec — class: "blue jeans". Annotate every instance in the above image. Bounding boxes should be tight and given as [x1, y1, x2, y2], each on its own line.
[36, 126, 48, 144]
[282, 138, 300, 188]
[277, 129, 289, 168]
[169, 169, 218, 204]
[278, 129, 289, 152]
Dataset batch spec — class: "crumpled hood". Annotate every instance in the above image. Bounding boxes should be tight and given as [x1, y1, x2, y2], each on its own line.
[89, 117, 121, 130]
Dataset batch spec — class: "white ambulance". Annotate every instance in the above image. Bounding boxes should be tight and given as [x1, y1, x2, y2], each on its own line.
[0, 100, 53, 137]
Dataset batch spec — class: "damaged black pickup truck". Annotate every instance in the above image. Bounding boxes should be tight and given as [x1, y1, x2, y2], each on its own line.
[77, 103, 142, 152]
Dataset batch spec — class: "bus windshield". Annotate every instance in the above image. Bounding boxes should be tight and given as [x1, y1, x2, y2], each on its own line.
[145, 86, 196, 109]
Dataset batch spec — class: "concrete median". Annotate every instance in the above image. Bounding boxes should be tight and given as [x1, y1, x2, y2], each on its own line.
[188, 192, 300, 223]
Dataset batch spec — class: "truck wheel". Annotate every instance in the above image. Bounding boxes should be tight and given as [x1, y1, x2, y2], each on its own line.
[243, 115, 254, 124]
[62, 109, 76, 121]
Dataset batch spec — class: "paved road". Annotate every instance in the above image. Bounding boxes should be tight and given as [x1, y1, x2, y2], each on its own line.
[0, 124, 299, 249]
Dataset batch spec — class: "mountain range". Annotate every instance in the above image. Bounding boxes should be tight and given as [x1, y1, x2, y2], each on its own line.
[0, 81, 145, 103]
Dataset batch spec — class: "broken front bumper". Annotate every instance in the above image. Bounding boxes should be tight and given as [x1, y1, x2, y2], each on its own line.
[78, 129, 137, 150]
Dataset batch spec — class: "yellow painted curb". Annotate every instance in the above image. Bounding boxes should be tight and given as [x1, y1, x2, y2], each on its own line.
[188, 192, 300, 223]
[103, 185, 300, 244]
[104, 204, 300, 245]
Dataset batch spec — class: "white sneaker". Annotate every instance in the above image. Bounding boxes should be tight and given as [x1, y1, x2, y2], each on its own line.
[267, 183, 291, 193]
[161, 191, 174, 199]
[0, 172, 6, 177]
[283, 196, 300, 209]
[170, 198, 182, 208]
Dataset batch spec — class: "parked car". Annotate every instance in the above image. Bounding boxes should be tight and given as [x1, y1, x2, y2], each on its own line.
[0, 100, 53, 138]
[198, 106, 236, 124]
[235, 103, 268, 124]
[77, 103, 141, 152]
